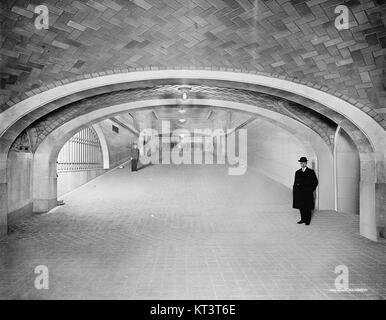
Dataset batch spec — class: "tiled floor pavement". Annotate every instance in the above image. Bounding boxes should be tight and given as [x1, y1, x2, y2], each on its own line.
[0, 164, 385, 300]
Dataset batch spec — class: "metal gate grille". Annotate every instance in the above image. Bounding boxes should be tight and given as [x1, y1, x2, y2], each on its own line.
[57, 127, 103, 172]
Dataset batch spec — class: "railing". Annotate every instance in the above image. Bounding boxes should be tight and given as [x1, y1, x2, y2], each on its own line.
[57, 127, 103, 172]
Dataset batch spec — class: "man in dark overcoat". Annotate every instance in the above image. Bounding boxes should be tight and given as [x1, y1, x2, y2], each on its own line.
[131, 143, 139, 171]
[293, 157, 318, 225]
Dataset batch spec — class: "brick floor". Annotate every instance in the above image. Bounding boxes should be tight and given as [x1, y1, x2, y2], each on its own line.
[0, 164, 385, 300]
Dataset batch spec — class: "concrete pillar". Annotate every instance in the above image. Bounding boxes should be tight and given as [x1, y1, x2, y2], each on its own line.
[33, 154, 57, 213]
[0, 154, 8, 237]
[0, 182, 7, 237]
[359, 153, 378, 241]
[92, 124, 110, 169]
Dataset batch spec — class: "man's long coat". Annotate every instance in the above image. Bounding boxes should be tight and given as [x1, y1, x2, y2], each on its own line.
[293, 167, 318, 210]
[131, 147, 139, 160]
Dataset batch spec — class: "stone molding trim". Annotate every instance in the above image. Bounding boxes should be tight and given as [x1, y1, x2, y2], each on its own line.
[2, 68, 385, 129]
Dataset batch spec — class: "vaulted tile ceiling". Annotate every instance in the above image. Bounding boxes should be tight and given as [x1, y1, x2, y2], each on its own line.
[0, 0, 385, 126]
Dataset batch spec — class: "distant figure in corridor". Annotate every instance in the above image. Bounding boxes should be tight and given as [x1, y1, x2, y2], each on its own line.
[131, 143, 139, 172]
[293, 157, 318, 225]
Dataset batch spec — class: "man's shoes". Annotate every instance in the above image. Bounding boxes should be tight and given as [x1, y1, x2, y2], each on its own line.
[305, 222, 310, 225]
[297, 220, 305, 224]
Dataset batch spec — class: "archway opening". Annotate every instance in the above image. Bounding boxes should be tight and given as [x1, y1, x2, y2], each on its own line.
[335, 128, 360, 216]
[1, 71, 385, 241]
[28, 104, 334, 219]
[56, 126, 104, 197]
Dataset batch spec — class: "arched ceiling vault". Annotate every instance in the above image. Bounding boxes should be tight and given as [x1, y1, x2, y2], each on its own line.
[1, 0, 385, 125]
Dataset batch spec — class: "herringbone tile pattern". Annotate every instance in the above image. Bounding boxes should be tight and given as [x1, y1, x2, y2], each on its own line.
[1, 0, 385, 126]
[0, 164, 385, 299]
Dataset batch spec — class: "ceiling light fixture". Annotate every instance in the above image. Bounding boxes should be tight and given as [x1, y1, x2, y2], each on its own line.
[178, 86, 191, 100]
[179, 118, 186, 123]
[178, 107, 186, 114]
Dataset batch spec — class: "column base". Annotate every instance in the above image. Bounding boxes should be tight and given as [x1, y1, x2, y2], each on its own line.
[33, 198, 57, 213]
[360, 221, 378, 242]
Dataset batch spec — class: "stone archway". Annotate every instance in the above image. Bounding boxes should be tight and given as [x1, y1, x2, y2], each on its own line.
[0, 70, 385, 241]
[31, 100, 333, 232]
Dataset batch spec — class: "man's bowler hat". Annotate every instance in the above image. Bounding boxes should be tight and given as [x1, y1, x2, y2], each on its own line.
[298, 157, 308, 162]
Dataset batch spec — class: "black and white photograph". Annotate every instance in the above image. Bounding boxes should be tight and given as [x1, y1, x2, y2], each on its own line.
[0, 0, 385, 307]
